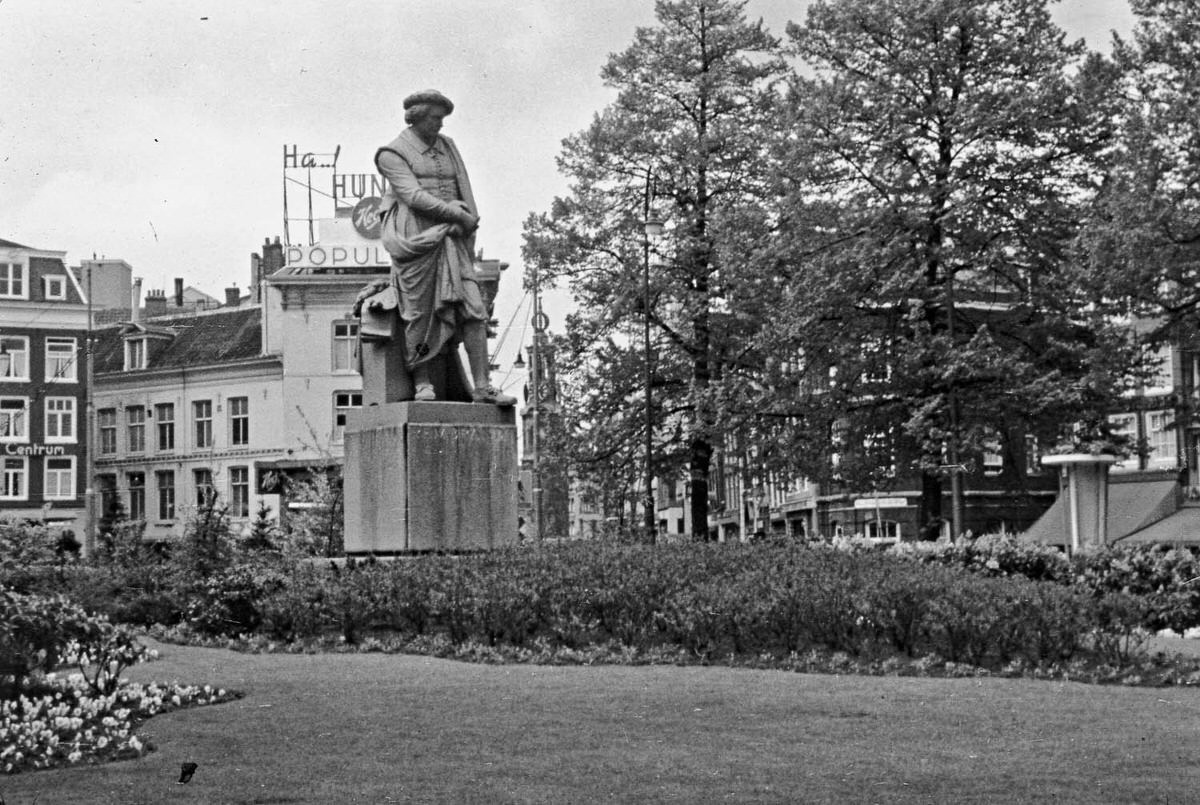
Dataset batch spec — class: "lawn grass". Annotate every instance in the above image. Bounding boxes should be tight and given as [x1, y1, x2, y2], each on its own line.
[3, 638, 1200, 804]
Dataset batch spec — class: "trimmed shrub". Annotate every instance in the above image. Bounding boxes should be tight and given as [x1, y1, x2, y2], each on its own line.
[185, 561, 289, 636]
[259, 563, 329, 641]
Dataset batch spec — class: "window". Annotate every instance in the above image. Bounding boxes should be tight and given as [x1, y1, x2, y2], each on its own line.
[982, 435, 1003, 476]
[332, 391, 363, 443]
[128, 472, 145, 520]
[1, 457, 26, 500]
[0, 336, 29, 381]
[125, 339, 146, 371]
[44, 456, 76, 500]
[0, 262, 26, 298]
[865, 520, 901, 541]
[193, 400, 213, 448]
[229, 397, 249, 445]
[1107, 414, 1138, 470]
[0, 397, 29, 442]
[98, 408, 117, 454]
[194, 468, 214, 506]
[156, 470, 176, 520]
[45, 397, 76, 443]
[44, 338, 76, 382]
[333, 321, 359, 372]
[1146, 410, 1176, 468]
[155, 403, 175, 451]
[127, 406, 146, 453]
[97, 474, 118, 518]
[44, 275, 66, 300]
[229, 466, 250, 517]
[1145, 345, 1174, 393]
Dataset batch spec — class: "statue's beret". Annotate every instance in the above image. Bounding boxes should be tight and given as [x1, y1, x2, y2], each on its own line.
[403, 90, 454, 114]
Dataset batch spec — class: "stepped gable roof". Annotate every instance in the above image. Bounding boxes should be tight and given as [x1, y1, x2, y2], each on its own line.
[0, 237, 34, 249]
[94, 306, 263, 373]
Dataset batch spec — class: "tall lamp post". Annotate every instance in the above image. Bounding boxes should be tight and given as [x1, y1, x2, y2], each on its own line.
[946, 265, 963, 539]
[516, 262, 549, 541]
[642, 170, 663, 544]
[84, 265, 97, 557]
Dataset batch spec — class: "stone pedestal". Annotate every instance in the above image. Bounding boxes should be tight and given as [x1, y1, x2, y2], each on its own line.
[343, 402, 518, 553]
[1041, 453, 1117, 553]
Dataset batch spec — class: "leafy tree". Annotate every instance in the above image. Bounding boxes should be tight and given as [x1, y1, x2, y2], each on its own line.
[748, 0, 1139, 536]
[1077, 0, 1200, 334]
[523, 0, 791, 540]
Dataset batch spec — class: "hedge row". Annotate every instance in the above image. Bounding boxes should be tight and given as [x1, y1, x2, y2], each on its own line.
[895, 534, 1200, 633]
[179, 543, 1145, 668]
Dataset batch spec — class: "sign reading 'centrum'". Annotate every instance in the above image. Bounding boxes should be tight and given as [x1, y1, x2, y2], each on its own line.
[5, 444, 68, 456]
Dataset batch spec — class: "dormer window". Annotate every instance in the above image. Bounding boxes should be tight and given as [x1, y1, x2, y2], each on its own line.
[126, 338, 147, 370]
[44, 275, 67, 300]
[119, 323, 175, 371]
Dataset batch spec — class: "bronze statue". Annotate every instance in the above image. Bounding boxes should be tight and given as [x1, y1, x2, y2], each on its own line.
[356, 89, 515, 406]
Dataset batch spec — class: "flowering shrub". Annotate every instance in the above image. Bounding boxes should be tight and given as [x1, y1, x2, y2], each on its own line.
[1, 588, 96, 699]
[0, 520, 69, 596]
[891, 533, 1071, 582]
[1070, 544, 1200, 633]
[1, 676, 235, 774]
[894, 534, 1200, 633]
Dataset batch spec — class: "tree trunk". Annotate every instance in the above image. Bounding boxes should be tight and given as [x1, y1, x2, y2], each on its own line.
[919, 470, 943, 540]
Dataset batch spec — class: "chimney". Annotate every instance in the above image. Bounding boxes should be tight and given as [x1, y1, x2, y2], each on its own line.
[174, 277, 184, 307]
[225, 285, 240, 307]
[250, 253, 262, 303]
[144, 289, 168, 318]
[265, 237, 285, 274]
[130, 277, 143, 323]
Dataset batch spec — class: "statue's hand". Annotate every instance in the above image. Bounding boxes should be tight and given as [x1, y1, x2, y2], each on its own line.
[449, 200, 480, 233]
[352, 279, 391, 317]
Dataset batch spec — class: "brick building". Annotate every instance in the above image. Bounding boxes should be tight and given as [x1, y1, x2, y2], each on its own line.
[0, 238, 90, 539]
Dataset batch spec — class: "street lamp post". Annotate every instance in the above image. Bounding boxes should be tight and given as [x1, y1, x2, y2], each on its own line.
[530, 260, 545, 542]
[642, 170, 663, 544]
[946, 265, 963, 539]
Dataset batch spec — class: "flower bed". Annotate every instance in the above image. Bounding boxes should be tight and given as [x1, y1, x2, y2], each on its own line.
[1, 675, 238, 774]
[1, 583, 241, 775]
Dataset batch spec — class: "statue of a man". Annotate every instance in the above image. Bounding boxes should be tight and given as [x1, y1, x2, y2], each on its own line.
[360, 89, 515, 406]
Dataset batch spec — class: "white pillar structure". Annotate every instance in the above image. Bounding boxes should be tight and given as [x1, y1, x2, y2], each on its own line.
[1041, 453, 1118, 553]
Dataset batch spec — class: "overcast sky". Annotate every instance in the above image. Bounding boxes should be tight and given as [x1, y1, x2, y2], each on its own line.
[2, 0, 1135, 361]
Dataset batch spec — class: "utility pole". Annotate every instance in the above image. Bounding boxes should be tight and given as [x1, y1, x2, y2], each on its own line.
[84, 263, 97, 557]
[642, 169, 662, 544]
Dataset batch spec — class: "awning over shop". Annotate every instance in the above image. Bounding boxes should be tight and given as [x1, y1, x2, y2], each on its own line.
[1021, 480, 1178, 547]
[1117, 506, 1200, 546]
